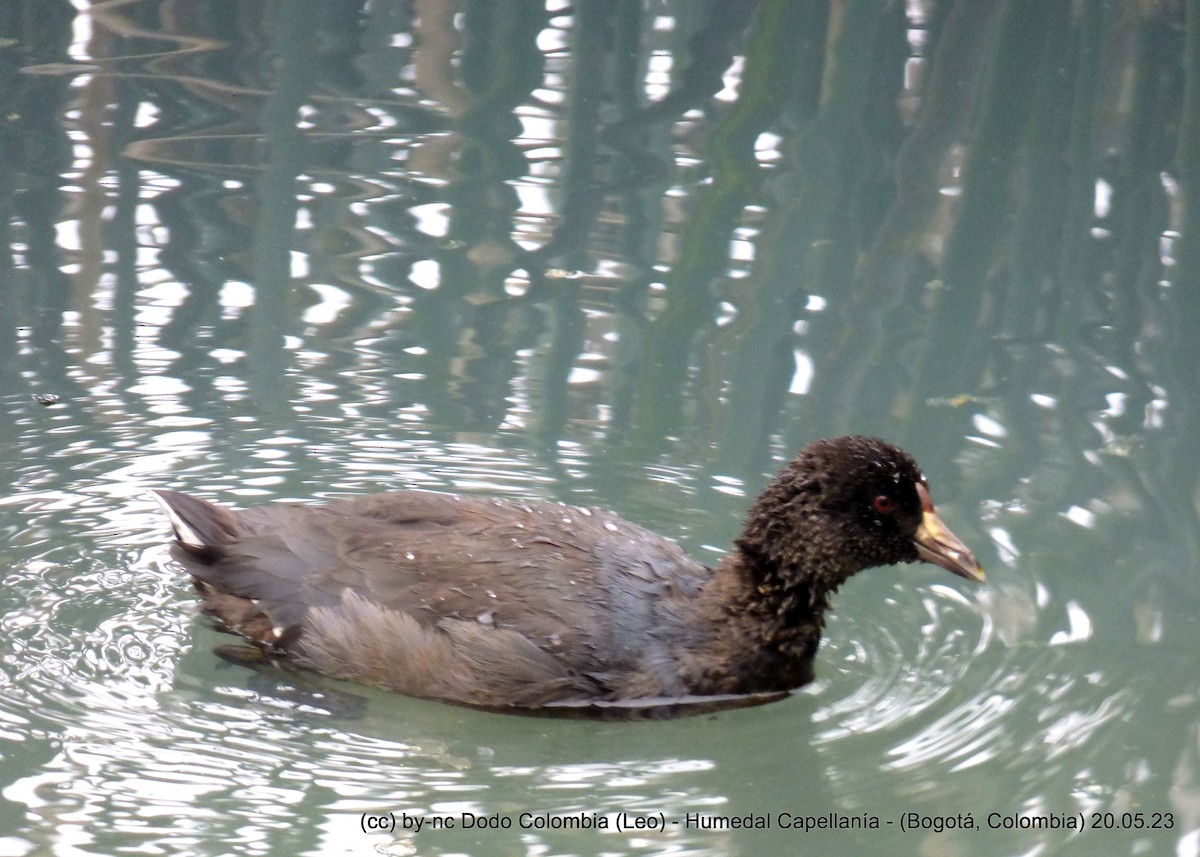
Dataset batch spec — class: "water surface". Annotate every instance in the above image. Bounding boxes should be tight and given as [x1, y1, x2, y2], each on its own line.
[2, 2, 1198, 855]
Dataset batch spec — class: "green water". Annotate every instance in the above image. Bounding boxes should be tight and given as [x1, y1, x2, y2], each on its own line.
[1, 1, 1198, 855]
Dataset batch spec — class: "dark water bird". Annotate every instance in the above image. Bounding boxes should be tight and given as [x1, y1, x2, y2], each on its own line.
[153, 436, 983, 717]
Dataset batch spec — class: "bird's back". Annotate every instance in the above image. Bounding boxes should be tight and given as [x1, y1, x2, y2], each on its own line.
[155, 489, 717, 707]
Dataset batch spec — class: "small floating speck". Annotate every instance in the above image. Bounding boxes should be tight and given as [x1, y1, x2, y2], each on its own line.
[22, 62, 102, 76]
[405, 552, 415, 560]
[926, 394, 999, 408]
[486, 589, 497, 598]
[604, 521, 618, 532]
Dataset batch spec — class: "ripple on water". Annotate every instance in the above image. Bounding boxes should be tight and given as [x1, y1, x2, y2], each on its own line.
[804, 571, 1140, 840]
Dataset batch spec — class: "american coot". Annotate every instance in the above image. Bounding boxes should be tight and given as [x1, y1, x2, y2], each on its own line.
[153, 436, 983, 716]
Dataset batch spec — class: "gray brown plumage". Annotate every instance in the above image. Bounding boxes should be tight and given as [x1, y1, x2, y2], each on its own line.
[153, 435, 983, 715]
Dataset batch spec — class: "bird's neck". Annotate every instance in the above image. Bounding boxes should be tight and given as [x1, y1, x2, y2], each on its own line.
[698, 542, 846, 693]
[731, 539, 840, 629]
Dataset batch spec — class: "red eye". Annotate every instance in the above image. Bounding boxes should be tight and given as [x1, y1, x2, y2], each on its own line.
[873, 495, 895, 515]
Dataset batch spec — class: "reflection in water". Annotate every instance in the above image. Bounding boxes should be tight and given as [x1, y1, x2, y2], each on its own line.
[0, 1, 1198, 854]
